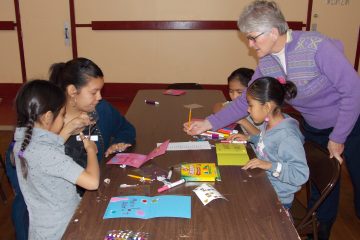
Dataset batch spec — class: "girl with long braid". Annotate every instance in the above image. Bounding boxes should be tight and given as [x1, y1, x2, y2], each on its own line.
[13, 80, 100, 239]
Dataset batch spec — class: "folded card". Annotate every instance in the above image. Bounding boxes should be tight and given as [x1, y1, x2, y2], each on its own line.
[107, 140, 170, 168]
[103, 195, 191, 219]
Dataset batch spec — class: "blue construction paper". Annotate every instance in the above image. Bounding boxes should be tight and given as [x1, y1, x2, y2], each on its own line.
[103, 195, 191, 219]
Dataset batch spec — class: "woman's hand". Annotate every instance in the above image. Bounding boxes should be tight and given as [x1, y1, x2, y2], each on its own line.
[183, 119, 212, 135]
[105, 143, 132, 157]
[328, 140, 344, 164]
[60, 113, 92, 141]
[227, 133, 249, 141]
[242, 158, 272, 170]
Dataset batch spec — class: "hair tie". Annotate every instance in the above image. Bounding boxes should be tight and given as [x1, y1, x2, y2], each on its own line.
[276, 77, 286, 85]
[10, 140, 16, 148]
[18, 150, 24, 158]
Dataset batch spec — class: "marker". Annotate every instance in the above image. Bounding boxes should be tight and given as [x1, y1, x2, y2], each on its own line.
[217, 128, 239, 135]
[166, 167, 174, 181]
[145, 100, 159, 105]
[157, 179, 186, 193]
[127, 174, 152, 181]
[206, 130, 228, 138]
[220, 140, 247, 144]
[200, 132, 221, 140]
[217, 128, 232, 135]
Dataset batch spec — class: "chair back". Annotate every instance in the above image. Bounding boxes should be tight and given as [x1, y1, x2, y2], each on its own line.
[296, 141, 341, 230]
[0, 154, 8, 203]
[166, 83, 203, 89]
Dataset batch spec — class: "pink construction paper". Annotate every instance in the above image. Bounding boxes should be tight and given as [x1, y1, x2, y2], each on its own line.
[163, 89, 186, 96]
[107, 140, 170, 168]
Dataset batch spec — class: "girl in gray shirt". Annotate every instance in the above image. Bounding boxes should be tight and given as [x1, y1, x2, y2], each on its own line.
[13, 80, 100, 239]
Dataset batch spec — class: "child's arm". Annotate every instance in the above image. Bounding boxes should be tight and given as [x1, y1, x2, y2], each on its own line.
[237, 118, 260, 135]
[76, 133, 100, 190]
[275, 136, 309, 185]
[60, 113, 91, 141]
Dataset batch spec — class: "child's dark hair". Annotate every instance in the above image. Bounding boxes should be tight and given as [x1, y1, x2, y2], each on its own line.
[247, 76, 297, 112]
[227, 68, 255, 87]
[15, 80, 66, 179]
[49, 57, 104, 91]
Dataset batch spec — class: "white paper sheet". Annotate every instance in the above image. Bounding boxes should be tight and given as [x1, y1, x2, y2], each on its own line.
[157, 141, 211, 151]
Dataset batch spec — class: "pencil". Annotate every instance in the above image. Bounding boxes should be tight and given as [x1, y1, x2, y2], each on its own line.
[127, 174, 152, 181]
[188, 108, 192, 126]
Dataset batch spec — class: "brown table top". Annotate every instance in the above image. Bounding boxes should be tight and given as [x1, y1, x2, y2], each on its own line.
[62, 90, 299, 240]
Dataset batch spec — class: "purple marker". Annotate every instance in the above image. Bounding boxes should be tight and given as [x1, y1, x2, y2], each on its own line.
[145, 99, 159, 105]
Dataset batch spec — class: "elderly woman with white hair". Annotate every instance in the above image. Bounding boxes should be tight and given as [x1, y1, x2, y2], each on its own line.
[184, 1, 360, 239]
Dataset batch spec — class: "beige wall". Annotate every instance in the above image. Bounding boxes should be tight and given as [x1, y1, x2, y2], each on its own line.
[75, 0, 307, 84]
[20, 1, 72, 80]
[312, 0, 359, 73]
[0, 0, 22, 83]
[0, 0, 358, 84]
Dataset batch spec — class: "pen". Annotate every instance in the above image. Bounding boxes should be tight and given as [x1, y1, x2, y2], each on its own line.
[145, 99, 159, 105]
[127, 174, 152, 181]
[220, 140, 247, 144]
[166, 167, 174, 181]
[119, 183, 139, 188]
[188, 108, 192, 126]
[157, 179, 186, 193]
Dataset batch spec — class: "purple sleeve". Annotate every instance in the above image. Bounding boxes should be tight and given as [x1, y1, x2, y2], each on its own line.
[206, 94, 248, 130]
[316, 39, 360, 143]
[250, 67, 263, 84]
[206, 67, 264, 130]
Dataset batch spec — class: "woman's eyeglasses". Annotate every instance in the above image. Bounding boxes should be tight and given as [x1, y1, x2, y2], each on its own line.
[246, 32, 265, 42]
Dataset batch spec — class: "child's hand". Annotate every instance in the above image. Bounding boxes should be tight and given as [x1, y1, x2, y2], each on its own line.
[227, 133, 249, 141]
[80, 132, 98, 154]
[105, 143, 132, 157]
[61, 113, 92, 137]
[242, 158, 272, 170]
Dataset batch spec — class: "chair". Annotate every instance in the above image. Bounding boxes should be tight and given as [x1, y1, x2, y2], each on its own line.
[166, 83, 203, 90]
[291, 141, 341, 240]
[0, 154, 7, 203]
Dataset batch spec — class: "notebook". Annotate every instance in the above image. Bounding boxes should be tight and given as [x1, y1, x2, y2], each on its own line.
[215, 143, 250, 166]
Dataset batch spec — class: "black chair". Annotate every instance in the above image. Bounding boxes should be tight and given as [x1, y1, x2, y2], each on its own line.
[166, 83, 203, 90]
[291, 141, 341, 240]
[0, 154, 7, 203]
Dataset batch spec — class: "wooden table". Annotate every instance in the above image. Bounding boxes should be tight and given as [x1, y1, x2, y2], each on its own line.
[62, 90, 299, 240]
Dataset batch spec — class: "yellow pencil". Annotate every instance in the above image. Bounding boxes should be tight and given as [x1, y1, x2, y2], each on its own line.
[188, 108, 192, 126]
[127, 174, 152, 181]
